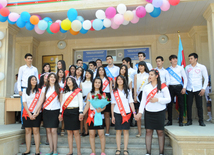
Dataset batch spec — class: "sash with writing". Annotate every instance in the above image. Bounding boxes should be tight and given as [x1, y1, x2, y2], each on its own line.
[138, 77, 148, 95]
[135, 63, 139, 70]
[114, 90, 132, 124]
[86, 108, 95, 126]
[166, 67, 183, 86]
[22, 89, 41, 120]
[61, 88, 81, 117]
[105, 67, 114, 79]
[43, 91, 58, 110]
[102, 77, 112, 91]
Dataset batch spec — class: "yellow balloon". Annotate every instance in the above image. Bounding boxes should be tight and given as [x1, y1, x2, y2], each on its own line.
[124, 11, 134, 21]
[61, 19, 71, 31]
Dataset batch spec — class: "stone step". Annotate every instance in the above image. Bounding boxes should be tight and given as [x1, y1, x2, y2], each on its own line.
[19, 143, 173, 155]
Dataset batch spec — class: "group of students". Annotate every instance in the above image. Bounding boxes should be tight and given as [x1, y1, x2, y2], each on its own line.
[17, 51, 209, 155]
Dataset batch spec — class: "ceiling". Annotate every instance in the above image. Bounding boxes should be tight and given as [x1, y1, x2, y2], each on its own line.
[16, 0, 214, 41]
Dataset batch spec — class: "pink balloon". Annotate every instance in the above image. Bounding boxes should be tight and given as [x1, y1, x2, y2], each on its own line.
[131, 10, 139, 24]
[136, 6, 146, 18]
[0, 0, 7, 8]
[111, 19, 119, 29]
[55, 20, 62, 25]
[8, 13, 20, 22]
[0, 4, 3, 9]
[105, 7, 116, 19]
[35, 24, 45, 34]
[146, 0, 153, 3]
[161, 0, 170, 11]
[113, 14, 124, 25]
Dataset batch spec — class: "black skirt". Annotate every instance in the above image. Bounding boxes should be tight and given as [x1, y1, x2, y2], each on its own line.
[88, 121, 104, 130]
[144, 109, 166, 130]
[22, 112, 42, 128]
[114, 113, 130, 130]
[103, 93, 111, 112]
[63, 108, 80, 130]
[43, 109, 60, 128]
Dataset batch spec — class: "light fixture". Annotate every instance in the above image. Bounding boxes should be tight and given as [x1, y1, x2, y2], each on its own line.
[57, 40, 66, 49]
[158, 35, 168, 44]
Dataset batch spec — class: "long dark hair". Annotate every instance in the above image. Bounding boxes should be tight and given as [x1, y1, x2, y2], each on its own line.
[119, 65, 129, 84]
[113, 75, 129, 98]
[91, 77, 103, 94]
[45, 73, 60, 99]
[57, 60, 66, 71]
[57, 69, 65, 83]
[83, 69, 93, 82]
[137, 61, 149, 74]
[68, 65, 76, 77]
[38, 73, 49, 89]
[96, 66, 110, 82]
[150, 69, 162, 92]
[42, 63, 51, 74]
[26, 75, 39, 96]
[64, 76, 79, 93]
[75, 66, 84, 81]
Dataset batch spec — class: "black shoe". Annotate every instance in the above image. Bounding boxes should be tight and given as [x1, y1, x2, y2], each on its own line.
[179, 122, 183, 126]
[35, 153, 40, 155]
[164, 121, 172, 126]
[199, 121, 206, 126]
[22, 152, 30, 155]
[185, 121, 192, 126]
[82, 133, 89, 137]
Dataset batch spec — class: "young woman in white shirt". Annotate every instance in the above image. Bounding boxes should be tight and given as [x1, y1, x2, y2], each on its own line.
[111, 75, 136, 155]
[134, 61, 149, 137]
[58, 76, 84, 155]
[95, 66, 112, 136]
[135, 69, 171, 155]
[34, 73, 61, 155]
[22, 75, 42, 155]
[82, 77, 106, 155]
[80, 69, 93, 136]
[75, 66, 84, 87]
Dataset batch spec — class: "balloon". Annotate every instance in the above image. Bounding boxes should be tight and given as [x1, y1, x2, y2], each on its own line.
[8, 19, 16, 25]
[50, 23, 60, 33]
[161, 0, 170, 11]
[16, 18, 26, 28]
[55, 20, 62, 25]
[145, 3, 154, 13]
[90, 20, 95, 31]
[122, 20, 129, 25]
[69, 28, 79, 35]
[117, 4, 127, 14]
[25, 22, 34, 31]
[38, 20, 48, 30]
[47, 22, 54, 34]
[0, 0, 7, 8]
[131, 10, 139, 24]
[103, 18, 111, 28]
[71, 20, 82, 32]
[146, 0, 153, 2]
[113, 14, 124, 25]
[169, 0, 180, 6]
[0, 14, 7, 22]
[35, 24, 45, 34]
[30, 15, 39, 25]
[105, 7, 116, 19]
[0, 8, 10, 17]
[20, 11, 31, 22]
[8, 13, 20, 22]
[152, 0, 163, 8]
[0, 72, 5, 81]
[96, 10, 106, 19]
[0, 4, 2, 10]
[43, 17, 52, 22]
[80, 27, 88, 34]
[93, 19, 103, 31]
[67, 8, 78, 22]
[123, 11, 134, 21]
[150, 7, 161, 18]
[136, 6, 146, 18]
[61, 19, 71, 31]
[35, 15, 42, 20]
[102, 25, 106, 30]
[83, 20, 92, 30]
[76, 16, 84, 22]
[60, 27, 67, 33]
[0, 31, 5, 40]
[111, 19, 119, 29]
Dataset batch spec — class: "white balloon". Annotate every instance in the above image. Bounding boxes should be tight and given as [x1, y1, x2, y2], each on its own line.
[0, 31, 4, 40]
[103, 18, 111, 28]
[0, 72, 5, 81]
[71, 20, 82, 32]
[122, 20, 129, 25]
[0, 41, 2, 48]
[117, 4, 127, 14]
[145, 3, 154, 13]
[83, 20, 92, 30]
[95, 10, 106, 19]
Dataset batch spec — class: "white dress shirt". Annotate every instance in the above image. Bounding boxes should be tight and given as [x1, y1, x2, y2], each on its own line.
[42, 86, 61, 110]
[134, 62, 153, 71]
[75, 76, 82, 87]
[111, 89, 134, 114]
[106, 65, 120, 78]
[185, 63, 208, 92]
[17, 65, 39, 91]
[139, 83, 171, 114]
[81, 80, 92, 97]
[136, 72, 149, 94]
[168, 65, 187, 88]
[155, 67, 170, 86]
[102, 77, 110, 93]
[128, 67, 136, 88]
[60, 91, 83, 113]
[59, 80, 64, 89]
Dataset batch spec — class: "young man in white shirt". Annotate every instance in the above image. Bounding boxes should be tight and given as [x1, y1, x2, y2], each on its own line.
[134, 52, 153, 71]
[185, 53, 208, 126]
[105, 55, 120, 79]
[76, 59, 83, 67]
[17, 53, 39, 125]
[96, 59, 103, 68]
[165, 55, 187, 127]
[155, 56, 170, 86]
[88, 61, 97, 79]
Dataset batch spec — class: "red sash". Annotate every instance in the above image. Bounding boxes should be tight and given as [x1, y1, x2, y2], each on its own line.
[145, 83, 167, 106]
[22, 89, 41, 120]
[43, 91, 58, 110]
[86, 109, 95, 126]
[102, 77, 112, 91]
[61, 88, 81, 118]
[60, 80, 67, 92]
[113, 90, 132, 124]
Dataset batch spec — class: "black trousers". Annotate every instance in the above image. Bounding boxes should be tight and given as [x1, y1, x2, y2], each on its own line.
[186, 90, 203, 122]
[167, 85, 184, 123]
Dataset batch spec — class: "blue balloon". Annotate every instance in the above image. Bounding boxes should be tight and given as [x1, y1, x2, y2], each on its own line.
[76, 16, 84, 23]
[83, 63, 88, 70]
[150, 7, 161, 18]
[16, 18, 26, 28]
[0, 14, 8, 22]
[43, 17, 52, 22]
[8, 19, 16, 25]
[67, 8, 78, 22]
[20, 11, 31, 22]
[80, 27, 88, 34]
[92, 19, 103, 31]
[60, 27, 67, 33]
[25, 22, 34, 31]
[102, 25, 106, 30]
[38, 20, 48, 30]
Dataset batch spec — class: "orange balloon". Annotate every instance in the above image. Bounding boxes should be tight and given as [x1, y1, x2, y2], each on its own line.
[69, 28, 79, 35]
[30, 15, 39, 25]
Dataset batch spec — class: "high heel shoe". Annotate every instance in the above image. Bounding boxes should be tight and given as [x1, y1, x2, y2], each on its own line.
[45, 152, 53, 155]
[22, 151, 31, 155]
[35, 153, 40, 155]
